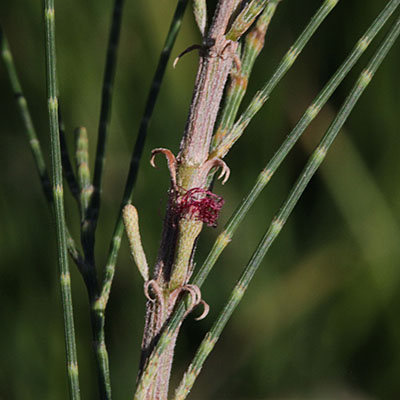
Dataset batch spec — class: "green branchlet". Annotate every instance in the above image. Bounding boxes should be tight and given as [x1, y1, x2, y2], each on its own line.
[44, 0, 81, 398]
[91, 0, 124, 228]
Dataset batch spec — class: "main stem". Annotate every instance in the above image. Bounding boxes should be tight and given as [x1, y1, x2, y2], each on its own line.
[137, 1, 241, 399]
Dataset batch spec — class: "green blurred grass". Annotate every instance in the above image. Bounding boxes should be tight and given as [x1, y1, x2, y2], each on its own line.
[1, 1, 400, 399]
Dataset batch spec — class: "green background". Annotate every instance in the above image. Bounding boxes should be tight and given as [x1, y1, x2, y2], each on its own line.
[1, 1, 400, 399]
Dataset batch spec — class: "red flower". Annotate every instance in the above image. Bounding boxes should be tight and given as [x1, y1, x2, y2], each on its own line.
[176, 188, 224, 227]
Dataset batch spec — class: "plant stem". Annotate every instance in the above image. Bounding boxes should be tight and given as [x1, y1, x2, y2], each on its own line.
[173, 14, 400, 399]
[211, 0, 339, 159]
[178, 0, 242, 165]
[43, 1, 81, 399]
[136, 2, 250, 398]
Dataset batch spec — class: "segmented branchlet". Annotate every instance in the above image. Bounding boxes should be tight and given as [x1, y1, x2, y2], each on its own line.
[43, 1, 81, 398]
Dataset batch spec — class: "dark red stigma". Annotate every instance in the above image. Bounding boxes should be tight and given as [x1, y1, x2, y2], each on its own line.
[176, 187, 224, 227]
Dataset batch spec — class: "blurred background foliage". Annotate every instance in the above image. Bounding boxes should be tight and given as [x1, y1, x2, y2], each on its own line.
[1, 0, 400, 399]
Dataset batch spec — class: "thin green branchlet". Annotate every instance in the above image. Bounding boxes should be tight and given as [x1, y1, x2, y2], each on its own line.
[80, 2, 127, 398]
[78, 0, 126, 329]
[73, 126, 102, 300]
[0, 27, 83, 267]
[90, 0, 124, 232]
[173, 15, 400, 399]
[211, 0, 339, 160]
[43, 1, 81, 399]
[0, 30, 49, 197]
